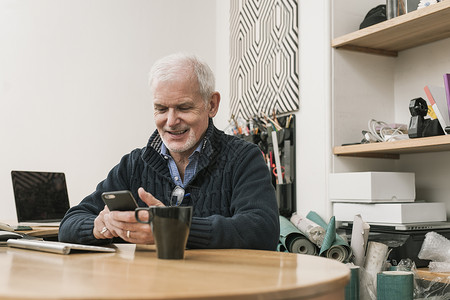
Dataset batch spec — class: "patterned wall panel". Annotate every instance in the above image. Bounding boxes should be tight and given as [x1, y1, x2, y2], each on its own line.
[230, 0, 299, 120]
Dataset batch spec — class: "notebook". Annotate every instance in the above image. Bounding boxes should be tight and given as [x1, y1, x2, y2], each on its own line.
[7, 239, 116, 255]
[11, 171, 71, 226]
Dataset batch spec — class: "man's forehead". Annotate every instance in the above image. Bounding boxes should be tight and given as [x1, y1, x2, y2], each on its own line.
[152, 80, 201, 101]
[152, 75, 199, 90]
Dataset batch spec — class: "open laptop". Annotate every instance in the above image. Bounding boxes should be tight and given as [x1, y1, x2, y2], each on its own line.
[340, 221, 450, 231]
[11, 171, 70, 227]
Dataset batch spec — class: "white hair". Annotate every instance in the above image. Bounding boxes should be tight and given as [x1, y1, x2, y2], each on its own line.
[148, 53, 215, 102]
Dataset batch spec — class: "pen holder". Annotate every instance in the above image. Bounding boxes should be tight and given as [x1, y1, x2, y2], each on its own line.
[276, 183, 293, 217]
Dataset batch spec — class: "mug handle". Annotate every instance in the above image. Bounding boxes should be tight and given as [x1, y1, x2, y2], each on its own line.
[135, 208, 153, 224]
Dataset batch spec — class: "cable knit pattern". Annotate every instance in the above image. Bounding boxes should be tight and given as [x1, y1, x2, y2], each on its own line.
[59, 119, 280, 250]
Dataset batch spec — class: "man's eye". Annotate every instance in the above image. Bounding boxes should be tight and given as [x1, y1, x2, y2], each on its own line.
[155, 107, 167, 112]
[178, 106, 191, 111]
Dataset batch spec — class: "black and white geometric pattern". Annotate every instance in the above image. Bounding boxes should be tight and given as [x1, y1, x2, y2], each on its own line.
[230, 0, 299, 119]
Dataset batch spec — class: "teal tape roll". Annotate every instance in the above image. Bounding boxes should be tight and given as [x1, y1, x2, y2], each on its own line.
[377, 271, 413, 300]
[306, 211, 352, 262]
[290, 237, 317, 255]
[345, 265, 359, 300]
[279, 216, 317, 255]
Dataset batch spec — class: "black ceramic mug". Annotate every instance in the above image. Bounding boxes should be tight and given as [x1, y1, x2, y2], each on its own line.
[135, 206, 192, 259]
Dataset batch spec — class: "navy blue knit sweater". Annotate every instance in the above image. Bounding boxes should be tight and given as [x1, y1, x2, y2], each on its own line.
[58, 119, 280, 250]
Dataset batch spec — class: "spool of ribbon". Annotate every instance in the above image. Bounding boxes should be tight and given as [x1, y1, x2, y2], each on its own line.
[377, 271, 414, 300]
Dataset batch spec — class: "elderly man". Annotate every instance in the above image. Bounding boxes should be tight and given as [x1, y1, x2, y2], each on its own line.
[58, 53, 280, 250]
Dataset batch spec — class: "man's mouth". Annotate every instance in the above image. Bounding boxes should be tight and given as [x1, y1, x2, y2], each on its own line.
[167, 129, 188, 136]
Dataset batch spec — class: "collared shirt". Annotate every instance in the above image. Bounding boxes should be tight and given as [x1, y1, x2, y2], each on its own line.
[161, 140, 204, 188]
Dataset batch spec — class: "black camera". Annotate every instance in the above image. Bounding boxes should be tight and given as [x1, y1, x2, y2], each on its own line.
[408, 97, 444, 138]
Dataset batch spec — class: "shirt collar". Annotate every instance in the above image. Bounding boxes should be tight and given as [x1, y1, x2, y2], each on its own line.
[160, 139, 204, 160]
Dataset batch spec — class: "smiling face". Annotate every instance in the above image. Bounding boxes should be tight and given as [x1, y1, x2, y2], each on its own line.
[152, 73, 220, 161]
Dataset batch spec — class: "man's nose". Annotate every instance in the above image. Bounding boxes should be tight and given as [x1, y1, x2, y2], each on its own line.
[166, 109, 180, 127]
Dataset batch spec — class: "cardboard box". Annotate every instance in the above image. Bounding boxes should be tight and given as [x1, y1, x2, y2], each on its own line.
[333, 202, 447, 224]
[329, 172, 415, 202]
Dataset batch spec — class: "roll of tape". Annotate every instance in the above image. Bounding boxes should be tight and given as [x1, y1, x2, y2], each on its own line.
[377, 271, 414, 300]
[279, 216, 318, 255]
[326, 245, 349, 262]
[290, 237, 317, 255]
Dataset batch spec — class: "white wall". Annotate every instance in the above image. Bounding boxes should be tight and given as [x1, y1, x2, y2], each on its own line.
[0, 0, 220, 221]
[295, 0, 332, 219]
[215, 1, 230, 128]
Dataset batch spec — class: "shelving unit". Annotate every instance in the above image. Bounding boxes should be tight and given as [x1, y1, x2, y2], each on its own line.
[331, 2, 450, 283]
[332, 1, 450, 57]
[332, 1, 450, 158]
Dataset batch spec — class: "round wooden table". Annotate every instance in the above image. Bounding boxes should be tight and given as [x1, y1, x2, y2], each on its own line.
[0, 244, 350, 299]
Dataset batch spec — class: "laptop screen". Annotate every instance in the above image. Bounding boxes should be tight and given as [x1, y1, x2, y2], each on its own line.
[11, 171, 70, 223]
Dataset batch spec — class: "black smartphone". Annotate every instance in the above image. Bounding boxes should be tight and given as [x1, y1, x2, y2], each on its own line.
[101, 190, 138, 211]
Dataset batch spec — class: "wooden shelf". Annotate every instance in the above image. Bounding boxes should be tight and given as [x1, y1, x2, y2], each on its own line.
[333, 135, 450, 159]
[332, 1, 450, 56]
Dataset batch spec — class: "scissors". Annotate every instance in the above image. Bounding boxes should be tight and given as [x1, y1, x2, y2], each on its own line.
[272, 166, 285, 180]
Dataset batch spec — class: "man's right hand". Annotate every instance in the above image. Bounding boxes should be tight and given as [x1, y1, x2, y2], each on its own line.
[137, 187, 165, 207]
[93, 187, 165, 243]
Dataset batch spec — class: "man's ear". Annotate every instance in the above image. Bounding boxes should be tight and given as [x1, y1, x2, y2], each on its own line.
[208, 92, 221, 118]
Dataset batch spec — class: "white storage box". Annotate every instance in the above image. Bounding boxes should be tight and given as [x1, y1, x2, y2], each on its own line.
[333, 202, 447, 224]
[329, 172, 415, 202]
